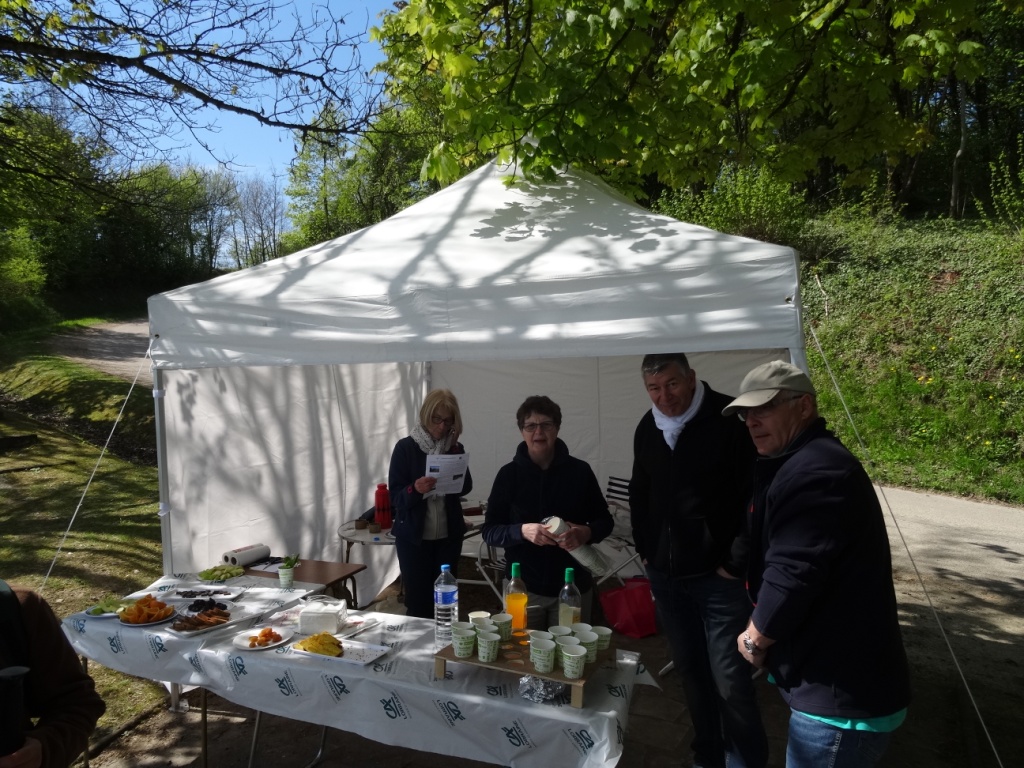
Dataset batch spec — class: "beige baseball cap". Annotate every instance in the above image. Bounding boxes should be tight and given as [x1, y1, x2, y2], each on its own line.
[721, 360, 816, 416]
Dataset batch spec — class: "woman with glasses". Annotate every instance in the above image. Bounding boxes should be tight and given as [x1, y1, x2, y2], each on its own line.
[482, 395, 614, 629]
[388, 389, 473, 618]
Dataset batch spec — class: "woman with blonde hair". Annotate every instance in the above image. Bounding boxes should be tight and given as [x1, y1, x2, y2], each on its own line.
[388, 389, 473, 618]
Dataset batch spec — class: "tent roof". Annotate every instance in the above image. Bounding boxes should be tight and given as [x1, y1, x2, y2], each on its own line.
[148, 161, 803, 370]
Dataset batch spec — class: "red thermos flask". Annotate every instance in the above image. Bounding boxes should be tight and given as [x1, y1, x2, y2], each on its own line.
[374, 483, 392, 529]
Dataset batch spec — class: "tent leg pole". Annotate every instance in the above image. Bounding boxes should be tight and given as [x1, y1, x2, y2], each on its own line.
[153, 367, 174, 575]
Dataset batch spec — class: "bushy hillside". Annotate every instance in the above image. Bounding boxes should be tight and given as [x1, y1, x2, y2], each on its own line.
[801, 217, 1023, 504]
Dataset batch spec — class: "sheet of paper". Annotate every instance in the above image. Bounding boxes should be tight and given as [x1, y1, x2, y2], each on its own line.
[425, 453, 469, 498]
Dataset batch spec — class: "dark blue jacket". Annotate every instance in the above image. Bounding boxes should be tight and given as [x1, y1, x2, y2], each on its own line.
[748, 418, 910, 718]
[629, 384, 756, 578]
[388, 435, 472, 545]
[483, 439, 613, 596]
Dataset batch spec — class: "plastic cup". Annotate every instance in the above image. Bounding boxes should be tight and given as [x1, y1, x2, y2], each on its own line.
[530, 638, 556, 674]
[477, 631, 501, 663]
[528, 629, 553, 642]
[278, 568, 294, 589]
[570, 622, 592, 636]
[490, 613, 514, 641]
[452, 628, 476, 658]
[451, 621, 475, 633]
[555, 635, 580, 669]
[591, 625, 613, 650]
[467, 611, 491, 622]
[576, 630, 599, 663]
[547, 625, 573, 638]
[471, 616, 496, 631]
[562, 644, 588, 679]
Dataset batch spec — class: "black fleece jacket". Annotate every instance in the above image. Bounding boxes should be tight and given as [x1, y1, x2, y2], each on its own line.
[629, 384, 756, 578]
[748, 418, 910, 719]
[482, 439, 613, 596]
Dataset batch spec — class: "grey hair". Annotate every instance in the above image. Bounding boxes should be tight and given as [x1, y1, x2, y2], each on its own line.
[640, 353, 691, 378]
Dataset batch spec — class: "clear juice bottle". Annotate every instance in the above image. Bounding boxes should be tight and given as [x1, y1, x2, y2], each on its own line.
[558, 567, 582, 627]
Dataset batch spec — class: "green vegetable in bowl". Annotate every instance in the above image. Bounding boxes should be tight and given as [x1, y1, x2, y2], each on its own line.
[197, 564, 244, 581]
[88, 596, 135, 615]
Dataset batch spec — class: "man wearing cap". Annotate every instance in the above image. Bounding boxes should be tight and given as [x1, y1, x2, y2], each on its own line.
[629, 353, 767, 768]
[723, 360, 910, 767]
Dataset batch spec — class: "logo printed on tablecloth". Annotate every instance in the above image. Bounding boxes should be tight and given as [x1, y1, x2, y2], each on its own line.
[227, 655, 248, 682]
[322, 674, 350, 702]
[501, 720, 535, 749]
[486, 683, 512, 698]
[72, 618, 86, 633]
[433, 700, 465, 728]
[146, 633, 168, 660]
[542, 690, 573, 708]
[606, 682, 629, 700]
[381, 692, 410, 720]
[188, 653, 205, 675]
[616, 719, 625, 746]
[275, 670, 301, 697]
[563, 727, 596, 756]
[107, 632, 125, 655]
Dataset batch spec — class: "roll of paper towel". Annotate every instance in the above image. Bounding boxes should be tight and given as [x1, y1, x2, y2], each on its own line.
[222, 543, 271, 567]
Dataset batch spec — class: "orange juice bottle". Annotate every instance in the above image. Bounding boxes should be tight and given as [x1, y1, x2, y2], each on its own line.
[504, 562, 528, 630]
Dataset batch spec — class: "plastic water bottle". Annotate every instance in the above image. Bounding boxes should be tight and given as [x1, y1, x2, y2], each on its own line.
[433, 564, 458, 649]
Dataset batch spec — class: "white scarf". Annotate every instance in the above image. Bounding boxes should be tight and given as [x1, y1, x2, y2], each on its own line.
[652, 380, 705, 450]
[410, 424, 451, 540]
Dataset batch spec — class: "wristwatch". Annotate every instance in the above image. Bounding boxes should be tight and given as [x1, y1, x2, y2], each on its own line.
[742, 632, 764, 656]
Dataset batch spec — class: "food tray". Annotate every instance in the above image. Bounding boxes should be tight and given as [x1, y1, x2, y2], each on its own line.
[165, 586, 246, 601]
[291, 638, 389, 666]
[232, 626, 295, 651]
[165, 605, 263, 637]
[118, 612, 177, 628]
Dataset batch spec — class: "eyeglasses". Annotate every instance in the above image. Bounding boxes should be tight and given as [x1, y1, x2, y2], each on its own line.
[522, 421, 556, 433]
[735, 394, 805, 422]
[431, 415, 455, 426]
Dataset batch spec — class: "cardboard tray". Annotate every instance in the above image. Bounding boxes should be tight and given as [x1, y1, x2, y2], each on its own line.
[433, 644, 610, 708]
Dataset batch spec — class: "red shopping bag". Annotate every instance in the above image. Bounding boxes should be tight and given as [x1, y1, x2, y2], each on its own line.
[598, 577, 657, 638]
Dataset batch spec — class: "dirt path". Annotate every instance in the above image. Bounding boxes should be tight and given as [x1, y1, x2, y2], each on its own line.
[48, 320, 153, 388]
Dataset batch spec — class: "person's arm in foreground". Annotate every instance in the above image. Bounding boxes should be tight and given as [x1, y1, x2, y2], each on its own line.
[1, 590, 104, 768]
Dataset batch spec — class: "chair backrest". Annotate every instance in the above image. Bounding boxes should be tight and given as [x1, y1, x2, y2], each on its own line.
[605, 476, 630, 509]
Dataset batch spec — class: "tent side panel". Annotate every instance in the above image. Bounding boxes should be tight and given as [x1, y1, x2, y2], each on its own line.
[160, 362, 424, 605]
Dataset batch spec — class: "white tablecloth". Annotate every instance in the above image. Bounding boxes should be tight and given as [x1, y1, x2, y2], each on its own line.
[63, 576, 654, 768]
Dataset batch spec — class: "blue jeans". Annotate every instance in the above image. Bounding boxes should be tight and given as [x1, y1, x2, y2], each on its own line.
[787, 711, 893, 768]
[647, 568, 767, 768]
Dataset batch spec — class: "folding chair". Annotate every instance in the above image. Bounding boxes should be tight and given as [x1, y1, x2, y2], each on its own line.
[600, 476, 673, 675]
[596, 476, 644, 586]
[475, 540, 506, 603]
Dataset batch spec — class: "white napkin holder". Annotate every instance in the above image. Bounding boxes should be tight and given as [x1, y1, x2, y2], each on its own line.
[298, 596, 347, 635]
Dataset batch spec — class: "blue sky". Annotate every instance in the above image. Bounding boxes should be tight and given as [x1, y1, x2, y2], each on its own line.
[168, 1, 394, 179]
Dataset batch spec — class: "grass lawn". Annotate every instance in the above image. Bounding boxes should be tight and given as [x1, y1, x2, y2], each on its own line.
[0, 406, 168, 743]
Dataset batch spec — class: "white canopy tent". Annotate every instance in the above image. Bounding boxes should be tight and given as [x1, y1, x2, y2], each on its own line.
[148, 160, 805, 605]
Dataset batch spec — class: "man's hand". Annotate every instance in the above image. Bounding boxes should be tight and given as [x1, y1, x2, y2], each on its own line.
[521, 523, 559, 546]
[0, 736, 43, 768]
[556, 523, 592, 552]
[737, 621, 774, 669]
